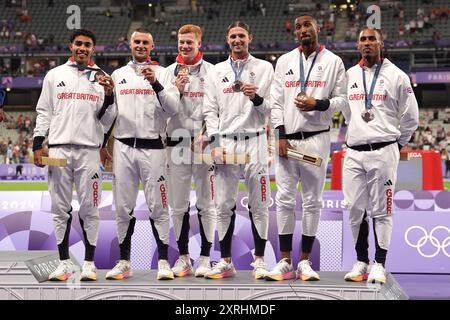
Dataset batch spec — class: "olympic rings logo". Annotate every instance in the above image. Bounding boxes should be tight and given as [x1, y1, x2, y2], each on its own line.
[404, 226, 450, 258]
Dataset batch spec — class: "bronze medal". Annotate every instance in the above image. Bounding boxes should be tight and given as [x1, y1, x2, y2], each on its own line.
[178, 65, 189, 77]
[93, 70, 106, 83]
[297, 91, 308, 102]
[232, 80, 243, 92]
[361, 109, 375, 122]
[141, 67, 152, 76]
[133, 65, 144, 76]
[94, 70, 105, 81]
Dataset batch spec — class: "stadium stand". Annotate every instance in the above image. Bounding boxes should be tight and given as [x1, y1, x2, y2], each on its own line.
[0, 0, 448, 50]
[0, 0, 131, 48]
[142, 0, 343, 45]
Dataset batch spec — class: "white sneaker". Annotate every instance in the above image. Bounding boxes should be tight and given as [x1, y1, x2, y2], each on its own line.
[204, 259, 236, 279]
[265, 258, 295, 281]
[297, 260, 320, 281]
[172, 255, 193, 277]
[48, 259, 73, 281]
[250, 258, 268, 280]
[106, 260, 132, 280]
[367, 262, 387, 284]
[344, 261, 369, 282]
[80, 261, 97, 281]
[194, 256, 211, 277]
[157, 259, 174, 280]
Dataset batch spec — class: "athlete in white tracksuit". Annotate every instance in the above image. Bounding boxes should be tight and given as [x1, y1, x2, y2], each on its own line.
[165, 24, 216, 277]
[203, 22, 274, 279]
[103, 28, 179, 280]
[269, 15, 347, 281]
[343, 28, 418, 284]
[33, 29, 115, 281]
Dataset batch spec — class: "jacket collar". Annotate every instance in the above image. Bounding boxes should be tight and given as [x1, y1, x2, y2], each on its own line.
[297, 44, 325, 57]
[358, 57, 386, 69]
[68, 56, 96, 67]
[176, 52, 203, 66]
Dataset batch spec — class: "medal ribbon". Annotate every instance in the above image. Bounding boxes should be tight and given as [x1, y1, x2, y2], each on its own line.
[299, 46, 320, 93]
[230, 59, 245, 82]
[68, 64, 101, 72]
[131, 58, 152, 68]
[68, 65, 102, 82]
[131, 57, 153, 75]
[67, 58, 102, 82]
[362, 60, 383, 111]
[175, 52, 203, 76]
[175, 63, 202, 76]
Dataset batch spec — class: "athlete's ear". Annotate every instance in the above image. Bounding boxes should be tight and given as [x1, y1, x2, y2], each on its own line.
[69, 42, 75, 55]
[316, 23, 320, 35]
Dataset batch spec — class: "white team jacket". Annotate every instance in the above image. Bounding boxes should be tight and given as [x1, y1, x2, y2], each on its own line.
[166, 57, 213, 137]
[106, 61, 179, 140]
[34, 60, 113, 147]
[345, 58, 419, 146]
[203, 54, 274, 136]
[271, 46, 347, 133]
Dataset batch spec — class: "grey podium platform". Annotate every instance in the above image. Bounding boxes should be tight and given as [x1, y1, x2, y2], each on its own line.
[0, 251, 408, 300]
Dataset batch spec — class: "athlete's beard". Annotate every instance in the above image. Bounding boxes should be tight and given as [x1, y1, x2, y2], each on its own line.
[363, 52, 382, 68]
[364, 53, 377, 65]
[301, 37, 312, 46]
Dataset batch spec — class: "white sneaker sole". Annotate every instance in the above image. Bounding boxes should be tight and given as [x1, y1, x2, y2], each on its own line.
[105, 270, 132, 280]
[157, 273, 175, 280]
[80, 274, 97, 281]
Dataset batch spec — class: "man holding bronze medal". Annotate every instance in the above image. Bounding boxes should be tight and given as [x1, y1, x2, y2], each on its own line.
[203, 21, 274, 279]
[343, 27, 418, 284]
[32, 29, 115, 281]
[268, 15, 347, 281]
[103, 28, 179, 281]
[165, 24, 216, 278]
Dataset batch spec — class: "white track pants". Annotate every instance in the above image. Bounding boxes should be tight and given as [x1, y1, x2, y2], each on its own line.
[113, 140, 170, 246]
[275, 132, 330, 237]
[48, 145, 101, 246]
[343, 143, 399, 250]
[166, 146, 216, 244]
[215, 134, 269, 243]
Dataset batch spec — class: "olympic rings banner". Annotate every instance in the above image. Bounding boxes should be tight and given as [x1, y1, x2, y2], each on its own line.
[341, 190, 450, 273]
[0, 190, 449, 273]
[0, 190, 343, 272]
